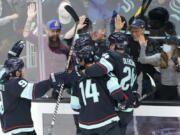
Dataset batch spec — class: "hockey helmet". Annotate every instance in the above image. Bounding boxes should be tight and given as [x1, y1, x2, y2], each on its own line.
[4, 58, 24, 76]
[76, 45, 95, 63]
[108, 32, 128, 50]
[75, 35, 94, 52]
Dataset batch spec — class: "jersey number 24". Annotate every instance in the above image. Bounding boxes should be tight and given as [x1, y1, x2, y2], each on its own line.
[120, 66, 136, 91]
[79, 79, 100, 106]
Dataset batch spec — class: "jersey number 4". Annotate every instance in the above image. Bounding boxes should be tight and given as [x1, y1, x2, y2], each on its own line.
[79, 79, 100, 106]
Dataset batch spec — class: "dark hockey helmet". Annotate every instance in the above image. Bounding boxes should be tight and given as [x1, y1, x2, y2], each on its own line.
[4, 58, 24, 76]
[76, 45, 95, 63]
[108, 32, 128, 50]
[75, 35, 94, 52]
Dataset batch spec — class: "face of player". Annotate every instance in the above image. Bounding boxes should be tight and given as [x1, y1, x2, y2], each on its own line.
[131, 28, 145, 42]
[109, 43, 115, 51]
[48, 29, 61, 41]
[79, 59, 85, 67]
[16, 68, 25, 78]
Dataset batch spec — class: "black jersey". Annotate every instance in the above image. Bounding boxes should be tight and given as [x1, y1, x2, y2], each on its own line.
[85, 50, 137, 112]
[70, 75, 126, 130]
[0, 77, 51, 134]
[0, 77, 34, 134]
[86, 50, 137, 91]
[101, 51, 137, 91]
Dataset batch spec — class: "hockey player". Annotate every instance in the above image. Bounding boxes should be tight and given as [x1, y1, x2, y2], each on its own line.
[0, 40, 25, 82]
[0, 57, 63, 135]
[70, 45, 132, 135]
[80, 32, 139, 135]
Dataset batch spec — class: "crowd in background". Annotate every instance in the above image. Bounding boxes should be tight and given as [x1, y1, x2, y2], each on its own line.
[0, 0, 180, 101]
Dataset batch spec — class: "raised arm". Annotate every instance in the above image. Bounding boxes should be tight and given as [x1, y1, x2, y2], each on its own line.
[23, 3, 37, 38]
[138, 35, 160, 65]
[0, 13, 19, 26]
[64, 15, 87, 39]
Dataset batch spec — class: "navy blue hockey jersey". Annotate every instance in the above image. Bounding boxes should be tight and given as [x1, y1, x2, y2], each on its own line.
[70, 75, 127, 130]
[100, 51, 137, 91]
[85, 50, 137, 112]
[0, 78, 35, 134]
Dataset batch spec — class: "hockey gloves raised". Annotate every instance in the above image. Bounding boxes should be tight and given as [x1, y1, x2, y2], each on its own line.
[8, 40, 25, 58]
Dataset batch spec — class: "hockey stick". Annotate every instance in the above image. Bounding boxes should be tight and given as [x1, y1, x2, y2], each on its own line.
[48, 5, 79, 135]
[137, 73, 156, 102]
[140, 0, 152, 17]
[129, 0, 152, 24]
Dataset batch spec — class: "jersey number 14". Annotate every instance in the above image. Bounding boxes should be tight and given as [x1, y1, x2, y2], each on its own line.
[79, 79, 100, 106]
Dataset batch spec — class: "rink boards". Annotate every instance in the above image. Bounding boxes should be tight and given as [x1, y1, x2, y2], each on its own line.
[1, 101, 180, 135]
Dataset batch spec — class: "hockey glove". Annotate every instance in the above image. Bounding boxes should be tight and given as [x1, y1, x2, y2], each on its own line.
[132, 91, 141, 108]
[74, 65, 87, 81]
[49, 72, 70, 99]
[49, 72, 70, 87]
[8, 40, 25, 58]
[118, 89, 138, 109]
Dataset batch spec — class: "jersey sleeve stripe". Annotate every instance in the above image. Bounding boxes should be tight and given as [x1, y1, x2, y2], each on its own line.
[20, 83, 34, 100]
[79, 115, 119, 129]
[99, 57, 113, 73]
[111, 88, 122, 96]
[3, 124, 33, 132]
[79, 113, 118, 125]
[96, 62, 108, 73]
[4, 127, 35, 135]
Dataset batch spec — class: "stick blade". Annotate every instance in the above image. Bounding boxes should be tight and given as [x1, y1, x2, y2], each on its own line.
[64, 5, 79, 22]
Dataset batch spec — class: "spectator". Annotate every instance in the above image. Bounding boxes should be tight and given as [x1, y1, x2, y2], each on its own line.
[125, 18, 161, 98]
[65, 16, 108, 60]
[139, 36, 180, 100]
[110, 11, 127, 34]
[148, 7, 176, 37]
[23, 2, 69, 80]
[0, 0, 19, 41]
